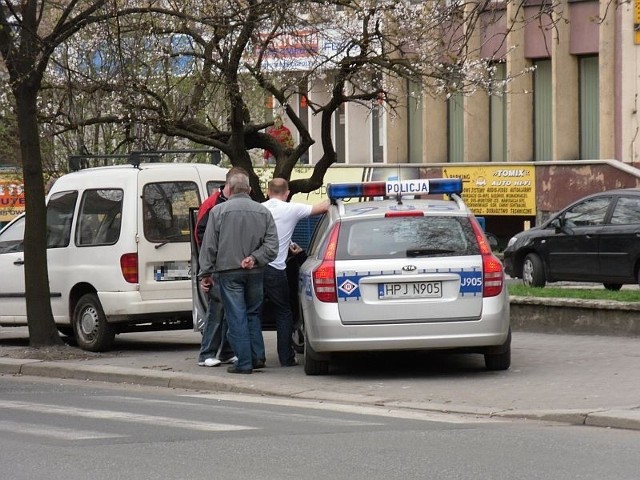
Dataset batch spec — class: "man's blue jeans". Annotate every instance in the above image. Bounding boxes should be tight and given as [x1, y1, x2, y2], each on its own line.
[264, 265, 296, 366]
[218, 270, 266, 371]
[198, 282, 235, 363]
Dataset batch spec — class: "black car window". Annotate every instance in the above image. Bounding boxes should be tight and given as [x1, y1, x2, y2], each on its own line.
[610, 196, 640, 225]
[562, 197, 610, 227]
[336, 216, 479, 260]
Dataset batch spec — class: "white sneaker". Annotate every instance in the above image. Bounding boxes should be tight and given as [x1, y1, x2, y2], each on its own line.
[198, 358, 221, 367]
[220, 356, 238, 364]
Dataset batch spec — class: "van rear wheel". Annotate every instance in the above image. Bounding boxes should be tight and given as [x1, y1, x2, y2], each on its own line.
[72, 293, 115, 352]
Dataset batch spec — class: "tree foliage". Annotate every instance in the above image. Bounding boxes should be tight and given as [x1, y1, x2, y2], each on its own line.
[0, 0, 563, 346]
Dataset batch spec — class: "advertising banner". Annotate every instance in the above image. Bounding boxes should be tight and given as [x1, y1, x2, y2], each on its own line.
[0, 170, 25, 222]
[442, 165, 536, 216]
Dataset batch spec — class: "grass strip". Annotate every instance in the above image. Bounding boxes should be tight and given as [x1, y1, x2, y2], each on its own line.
[508, 284, 640, 302]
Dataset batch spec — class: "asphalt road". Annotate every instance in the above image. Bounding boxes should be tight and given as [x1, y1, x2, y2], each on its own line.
[1, 327, 639, 431]
[1, 376, 639, 480]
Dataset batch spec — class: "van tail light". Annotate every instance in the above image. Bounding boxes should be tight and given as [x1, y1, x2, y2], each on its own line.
[312, 223, 340, 303]
[120, 253, 139, 283]
[469, 216, 504, 297]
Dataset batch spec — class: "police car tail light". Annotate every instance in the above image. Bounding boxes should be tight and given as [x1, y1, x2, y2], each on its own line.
[327, 178, 462, 200]
[469, 216, 503, 297]
[312, 224, 340, 303]
[120, 253, 139, 283]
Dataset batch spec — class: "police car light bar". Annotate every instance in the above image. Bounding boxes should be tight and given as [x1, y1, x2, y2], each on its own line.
[327, 178, 463, 200]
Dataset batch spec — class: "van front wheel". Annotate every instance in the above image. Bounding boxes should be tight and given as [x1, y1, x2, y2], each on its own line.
[73, 294, 115, 352]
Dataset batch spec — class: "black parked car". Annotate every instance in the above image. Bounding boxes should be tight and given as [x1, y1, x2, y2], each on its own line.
[503, 188, 640, 289]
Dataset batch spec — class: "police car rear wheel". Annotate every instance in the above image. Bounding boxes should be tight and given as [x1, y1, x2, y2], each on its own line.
[484, 329, 511, 371]
[73, 293, 115, 352]
[304, 340, 329, 376]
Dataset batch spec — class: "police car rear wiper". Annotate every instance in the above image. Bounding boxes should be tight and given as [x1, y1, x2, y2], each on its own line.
[406, 248, 455, 257]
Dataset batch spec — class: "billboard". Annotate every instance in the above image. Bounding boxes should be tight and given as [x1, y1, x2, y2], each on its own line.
[0, 169, 25, 222]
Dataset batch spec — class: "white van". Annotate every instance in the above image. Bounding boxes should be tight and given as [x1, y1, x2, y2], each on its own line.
[0, 160, 227, 351]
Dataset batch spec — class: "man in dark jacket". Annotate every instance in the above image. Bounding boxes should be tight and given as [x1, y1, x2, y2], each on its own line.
[199, 169, 278, 374]
[194, 178, 235, 367]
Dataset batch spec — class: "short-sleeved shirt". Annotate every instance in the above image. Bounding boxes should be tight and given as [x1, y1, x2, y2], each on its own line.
[263, 198, 312, 270]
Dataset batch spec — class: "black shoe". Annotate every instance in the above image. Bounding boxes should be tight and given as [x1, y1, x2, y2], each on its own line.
[281, 358, 299, 367]
[253, 359, 266, 369]
[227, 365, 252, 374]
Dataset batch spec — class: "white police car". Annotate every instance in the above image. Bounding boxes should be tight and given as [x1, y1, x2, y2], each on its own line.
[298, 178, 511, 375]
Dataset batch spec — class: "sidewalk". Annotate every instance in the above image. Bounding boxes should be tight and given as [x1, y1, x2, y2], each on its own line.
[1, 327, 639, 431]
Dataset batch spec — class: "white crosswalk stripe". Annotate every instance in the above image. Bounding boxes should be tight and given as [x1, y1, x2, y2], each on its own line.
[0, 400, 257, 432]
[0, 420, 125, 440]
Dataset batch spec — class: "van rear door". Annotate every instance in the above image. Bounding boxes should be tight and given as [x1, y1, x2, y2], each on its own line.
[137, 167, 206, 309]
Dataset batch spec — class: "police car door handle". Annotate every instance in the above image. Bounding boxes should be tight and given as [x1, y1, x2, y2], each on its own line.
[13, 258, 24, 265]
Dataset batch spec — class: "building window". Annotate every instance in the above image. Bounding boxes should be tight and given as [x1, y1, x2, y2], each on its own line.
[534, 59, 552, 161]
[448, 92, 464, 163]
[579, 56, 599, 160]
[407, 79, 423, 163]
[490, 62, 506, 162]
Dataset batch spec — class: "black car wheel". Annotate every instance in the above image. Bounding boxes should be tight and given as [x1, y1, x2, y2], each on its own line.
[72, 293, 115, 352]
[603, 283, 623, 291]
[522, 253, 546, 288]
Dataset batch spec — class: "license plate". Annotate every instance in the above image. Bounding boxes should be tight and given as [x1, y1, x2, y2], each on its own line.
[378, 281, 442, 299]
[154, 261, 191, 281]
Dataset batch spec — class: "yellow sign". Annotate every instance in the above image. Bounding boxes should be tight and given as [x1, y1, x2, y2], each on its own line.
[442, 165, 536, 216]
[255, 165, 369, 205]
[636, 0, 640, 44]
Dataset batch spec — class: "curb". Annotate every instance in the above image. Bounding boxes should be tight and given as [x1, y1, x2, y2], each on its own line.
[510, 296, 640, 337]
[2, 358, 640, 432]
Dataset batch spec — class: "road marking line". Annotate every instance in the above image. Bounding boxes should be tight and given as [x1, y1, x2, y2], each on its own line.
[0, 400, 256, 432]
[0, 420, 125, 440]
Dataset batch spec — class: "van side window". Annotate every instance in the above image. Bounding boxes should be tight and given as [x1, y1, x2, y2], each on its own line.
[142, 182, 201, 243]
[0, 215, 25, 254]
[76, 189, 124, 246]
[47, 191, 78, 248]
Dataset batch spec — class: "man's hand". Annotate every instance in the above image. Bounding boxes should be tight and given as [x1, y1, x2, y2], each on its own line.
[241, 255, 256, 269]
[289, 242, 303, 255]
[199, 276, 213, 293]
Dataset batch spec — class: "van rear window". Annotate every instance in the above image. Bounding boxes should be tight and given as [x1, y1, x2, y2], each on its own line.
[143, 182, 200, 243]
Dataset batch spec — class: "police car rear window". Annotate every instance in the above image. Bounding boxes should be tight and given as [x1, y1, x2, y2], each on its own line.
[336, 216, 479, 260]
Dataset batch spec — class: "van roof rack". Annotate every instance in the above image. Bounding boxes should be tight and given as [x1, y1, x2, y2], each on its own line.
[68, 149, 222, 172]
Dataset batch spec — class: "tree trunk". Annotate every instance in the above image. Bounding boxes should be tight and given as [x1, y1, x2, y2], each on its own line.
[15, 83, 63, 347]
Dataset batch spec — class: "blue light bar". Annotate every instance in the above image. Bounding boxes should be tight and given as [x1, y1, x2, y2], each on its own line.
[327, 178, 463, 200]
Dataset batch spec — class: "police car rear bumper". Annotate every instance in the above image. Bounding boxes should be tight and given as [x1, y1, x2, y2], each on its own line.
[305, 297, 510, 353]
